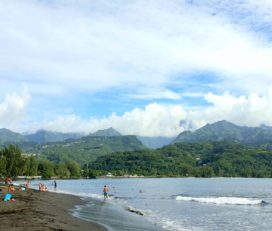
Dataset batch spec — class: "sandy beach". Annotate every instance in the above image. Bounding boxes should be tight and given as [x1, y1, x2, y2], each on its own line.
[0, 184, 106, 231]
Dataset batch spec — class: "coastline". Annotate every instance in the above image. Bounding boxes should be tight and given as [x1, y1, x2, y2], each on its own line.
[0, 184, 106, 231]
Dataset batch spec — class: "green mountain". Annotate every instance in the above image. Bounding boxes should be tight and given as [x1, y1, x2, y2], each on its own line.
[28, 135, 147, 164]
[137, 136, 175, 149]
[89, 127, 122, 136]
[90, 141, 272, 177]
[25, 127, 121, 144]
[174, 120, 272, 148]
[25, 129, 83, 144]
[0, 128, 25, 145]
[0, 127, 146, 164]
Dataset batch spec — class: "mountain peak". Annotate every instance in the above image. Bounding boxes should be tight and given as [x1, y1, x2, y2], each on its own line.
[174, 120, 272, 145]
[0, 128, 25, 145]
[26, 130, 82, 144]
[90, 127, 122, 137]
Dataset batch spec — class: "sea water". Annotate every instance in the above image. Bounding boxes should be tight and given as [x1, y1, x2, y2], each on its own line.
[28, 178, 272, 231]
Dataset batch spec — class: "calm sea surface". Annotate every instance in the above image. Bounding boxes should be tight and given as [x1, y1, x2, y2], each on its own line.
[28, 178, 272, 231]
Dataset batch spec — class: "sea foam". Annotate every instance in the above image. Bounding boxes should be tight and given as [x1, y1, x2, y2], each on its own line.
[53, 190, 106, 200]
[175, 196, 264, 205]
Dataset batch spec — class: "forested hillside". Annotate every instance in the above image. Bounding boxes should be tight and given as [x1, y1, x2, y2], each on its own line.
[27, 135, 147, 163]
[2, 122, 272, 179]
[90, 141, 272, 177]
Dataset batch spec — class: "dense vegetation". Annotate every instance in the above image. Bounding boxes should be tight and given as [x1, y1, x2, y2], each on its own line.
[89, 142, 272, 177]
[2, 141, 272, 178]
[0, 145, 81, 179]
[0, 145, 37, 177]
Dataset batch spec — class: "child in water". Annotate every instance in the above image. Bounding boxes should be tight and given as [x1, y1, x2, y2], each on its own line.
[103, 185, 109, 201]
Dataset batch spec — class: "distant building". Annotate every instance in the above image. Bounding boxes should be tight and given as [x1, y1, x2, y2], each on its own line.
[106, 172, 113, 177]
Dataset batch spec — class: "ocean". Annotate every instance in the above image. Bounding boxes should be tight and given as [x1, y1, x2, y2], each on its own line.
[28, 178, 272, 231]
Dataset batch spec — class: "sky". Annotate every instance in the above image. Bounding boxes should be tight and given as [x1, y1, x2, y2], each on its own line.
[1, 0, 272, 137]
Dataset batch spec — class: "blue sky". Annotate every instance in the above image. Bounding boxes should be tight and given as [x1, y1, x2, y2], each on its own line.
[1, 0, 272, 136]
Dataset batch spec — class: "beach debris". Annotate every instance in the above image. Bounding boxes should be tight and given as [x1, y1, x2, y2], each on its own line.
[125, 206, 145, 216]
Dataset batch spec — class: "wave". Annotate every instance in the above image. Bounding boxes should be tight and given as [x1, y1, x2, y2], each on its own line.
[175, 196, 266, 205]
[52, 190, 107, 200]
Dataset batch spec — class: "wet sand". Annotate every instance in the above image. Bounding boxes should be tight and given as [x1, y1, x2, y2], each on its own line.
[0, 184, 106, 231]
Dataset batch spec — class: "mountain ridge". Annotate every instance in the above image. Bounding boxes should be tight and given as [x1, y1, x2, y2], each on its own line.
[174, 120, 272, 148]
[89, 127, 122, 137]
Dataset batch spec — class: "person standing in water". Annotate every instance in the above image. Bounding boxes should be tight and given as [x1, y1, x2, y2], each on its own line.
[54, 180, 57, 190]
[103, 185, 109, 201]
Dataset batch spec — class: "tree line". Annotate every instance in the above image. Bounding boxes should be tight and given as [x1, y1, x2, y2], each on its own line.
[0, 145, 81, 179]
[2, 141, 272, 179]
[89, 141, 272, 177]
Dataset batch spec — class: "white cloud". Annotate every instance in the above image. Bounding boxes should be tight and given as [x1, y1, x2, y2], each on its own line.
[1, 1, 272, 135]
[0, 0, 272, 98]
[28, 90, 272, 137]
[128, 87, 181, 100]
[29, 103, 187, 137]
[185, 90, 272, 130]
[0, 90, 31, 130]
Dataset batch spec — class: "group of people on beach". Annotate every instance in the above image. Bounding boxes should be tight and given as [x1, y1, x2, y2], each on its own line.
[1, 177, 28, 202]
[2, 177, 112, 203]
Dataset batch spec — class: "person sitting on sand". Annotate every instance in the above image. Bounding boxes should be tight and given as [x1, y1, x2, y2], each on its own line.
[42, 184, 47, 192]
[103, 185, 109, 200]
[5, 176, 12, 185]
[39, 183, 47, 192]
[25, 180, 30, 189]
[8, 184, 15, 192]
[43, 184, 47, 192]
[4, 193, 12, 202]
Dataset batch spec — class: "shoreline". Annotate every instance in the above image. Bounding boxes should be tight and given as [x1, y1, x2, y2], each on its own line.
[0, 184, 107, 231]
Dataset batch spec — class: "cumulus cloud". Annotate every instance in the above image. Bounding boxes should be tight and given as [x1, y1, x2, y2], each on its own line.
[192, 91, 272, 127]
[29, 90, 272, 137]
[29, 103, 187, 137]
[0, 90, 31, 130]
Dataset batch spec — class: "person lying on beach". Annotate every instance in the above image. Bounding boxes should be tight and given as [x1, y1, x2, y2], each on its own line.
[5, 176, 12, 185]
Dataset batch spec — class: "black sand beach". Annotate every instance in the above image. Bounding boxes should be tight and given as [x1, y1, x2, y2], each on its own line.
[0, 184, 106, 231]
